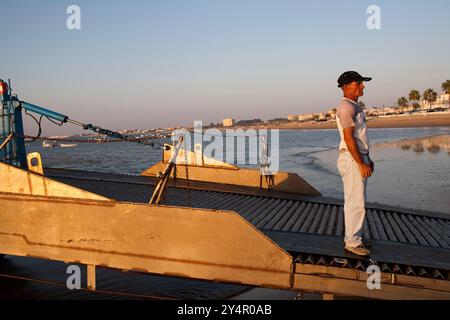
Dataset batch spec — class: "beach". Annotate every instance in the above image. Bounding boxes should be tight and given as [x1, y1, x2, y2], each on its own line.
[245, 112, 450, 130]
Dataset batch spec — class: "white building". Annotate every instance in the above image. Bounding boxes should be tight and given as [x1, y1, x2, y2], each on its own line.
[420, 93, 450, 110]
[222, 118, 236, 127]
[436, 93, 450, 108]
[327, 109, 337, 119]
[365, 108, 380, 116]
[377, 107, 397, 115]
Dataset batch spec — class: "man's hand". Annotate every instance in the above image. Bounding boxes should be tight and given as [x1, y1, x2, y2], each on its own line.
[343, 127, 373, 179]
[359, 162, 373, 178]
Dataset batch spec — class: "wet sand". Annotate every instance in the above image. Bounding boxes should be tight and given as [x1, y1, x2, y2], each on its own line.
[314, 134, 450, 214]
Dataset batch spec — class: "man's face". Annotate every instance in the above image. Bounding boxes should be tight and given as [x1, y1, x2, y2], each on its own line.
[343, 81, 365, 97]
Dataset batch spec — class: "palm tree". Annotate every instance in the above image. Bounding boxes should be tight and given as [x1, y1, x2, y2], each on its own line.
[442, 80, 450, 94]
[397, 97, 408, 113]
[442, 80, 450, 108]
[412, 103, 420, 111]
[423, 89, 438, 110]
[408, 90, 421, 113]
[408, 90, 421, 103]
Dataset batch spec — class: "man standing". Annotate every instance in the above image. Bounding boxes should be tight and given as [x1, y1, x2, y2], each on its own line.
[336, 71, 374, 256]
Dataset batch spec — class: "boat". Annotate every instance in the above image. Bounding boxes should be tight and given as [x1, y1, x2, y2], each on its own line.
[59, 143, 78, 148]
[94, 137, 107, 143]
[42, 140, 57, 148]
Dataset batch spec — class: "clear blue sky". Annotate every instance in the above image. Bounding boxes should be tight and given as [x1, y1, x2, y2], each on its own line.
[1, 0, 449, 135]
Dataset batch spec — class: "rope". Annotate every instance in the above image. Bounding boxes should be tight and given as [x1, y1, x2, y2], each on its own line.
[23, 134, 171, 143]
[16, 105, 173, 149]
[23, 110, 43, 142]
[15, 133, 172, 150]
[0, 272, 178, 300]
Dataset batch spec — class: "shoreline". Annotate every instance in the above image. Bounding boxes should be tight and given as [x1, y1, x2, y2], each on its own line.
[228, 113, 450, 131]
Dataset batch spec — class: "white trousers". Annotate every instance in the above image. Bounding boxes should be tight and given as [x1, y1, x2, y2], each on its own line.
[337, 152, 369, 248]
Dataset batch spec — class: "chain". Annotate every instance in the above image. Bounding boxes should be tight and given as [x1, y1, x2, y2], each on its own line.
[1, 102, 6, 160]
[184, 139, 191, 207]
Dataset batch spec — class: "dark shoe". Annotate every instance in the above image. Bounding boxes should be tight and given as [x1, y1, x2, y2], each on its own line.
[345, 244, 371, 256]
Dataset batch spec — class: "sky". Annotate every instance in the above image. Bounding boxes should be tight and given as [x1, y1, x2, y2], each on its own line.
[1, 0, 450, 135]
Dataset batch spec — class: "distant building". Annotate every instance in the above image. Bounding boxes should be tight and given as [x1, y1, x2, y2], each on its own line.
[436, 93, 450, 108]
[402, 104, 421, 112]
[287, 115, 298, 121]
[379, 107, 397, 115]
[222, 118, 235, 127]
[419, 93, 449, 110]
[298, 113, 315, 121]
[327, 109, 337, 120]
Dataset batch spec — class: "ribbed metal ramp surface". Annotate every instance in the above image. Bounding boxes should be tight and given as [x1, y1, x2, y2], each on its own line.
[45, 168, 450, 282]
[165, 188, 450, 248]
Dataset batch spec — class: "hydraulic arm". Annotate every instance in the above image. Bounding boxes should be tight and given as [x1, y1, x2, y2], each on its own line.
[1, 79, 166, 168]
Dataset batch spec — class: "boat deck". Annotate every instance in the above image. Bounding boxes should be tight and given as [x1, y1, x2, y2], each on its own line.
[45, 168, 450, 282]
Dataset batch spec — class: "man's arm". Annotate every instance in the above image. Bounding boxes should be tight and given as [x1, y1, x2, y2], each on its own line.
[343, 127, 373, 178]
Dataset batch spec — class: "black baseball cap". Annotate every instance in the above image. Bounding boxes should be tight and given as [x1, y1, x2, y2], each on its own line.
[337, 71, 372, 88]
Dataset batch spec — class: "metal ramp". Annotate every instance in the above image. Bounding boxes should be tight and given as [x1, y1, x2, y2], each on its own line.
[37, 166, 450, 299]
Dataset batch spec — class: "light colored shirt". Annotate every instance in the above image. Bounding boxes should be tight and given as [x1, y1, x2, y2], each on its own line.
[336, 98, 370, 155]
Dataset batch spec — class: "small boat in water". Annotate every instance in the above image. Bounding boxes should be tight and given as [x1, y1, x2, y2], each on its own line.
[59, 143, 78, 148]
[94, 137, 107, 143]
[42, 141, 57, 148]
